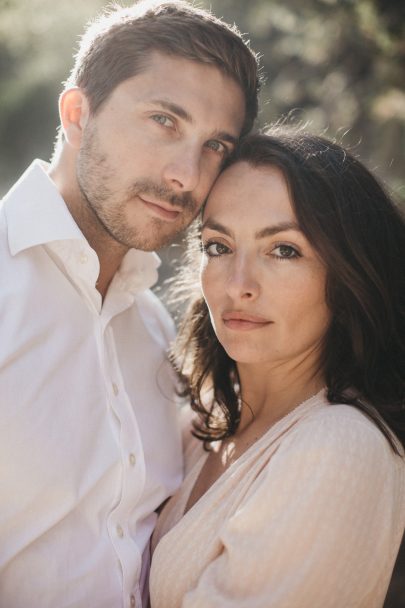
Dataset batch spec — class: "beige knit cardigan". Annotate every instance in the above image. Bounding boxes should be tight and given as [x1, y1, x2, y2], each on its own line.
[150, 390, 405, 608]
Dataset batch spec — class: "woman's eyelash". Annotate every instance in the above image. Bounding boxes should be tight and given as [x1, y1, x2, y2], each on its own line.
[271, 244, 301, 260]
[201, 240, 231, 257]
[201, 240, 302, 260]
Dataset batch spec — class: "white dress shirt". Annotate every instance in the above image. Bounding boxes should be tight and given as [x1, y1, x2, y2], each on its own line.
[0, 161, 183, 608]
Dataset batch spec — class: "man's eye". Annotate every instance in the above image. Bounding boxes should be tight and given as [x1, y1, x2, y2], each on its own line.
[202, 241, 231, 257]
[151, 114, 174, 128]
[205, 140, 227, 154]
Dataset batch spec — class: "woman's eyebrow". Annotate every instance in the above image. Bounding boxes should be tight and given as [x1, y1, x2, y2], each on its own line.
[255, 222, 301, 239]
[201, 218, 301, 238]
[201, 219, 232, 236]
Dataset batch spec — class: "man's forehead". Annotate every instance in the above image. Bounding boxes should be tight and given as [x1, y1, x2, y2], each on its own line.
[116, 54, 246, 137]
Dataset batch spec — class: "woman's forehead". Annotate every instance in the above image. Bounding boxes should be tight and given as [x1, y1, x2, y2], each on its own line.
[203, 161, 294, 224]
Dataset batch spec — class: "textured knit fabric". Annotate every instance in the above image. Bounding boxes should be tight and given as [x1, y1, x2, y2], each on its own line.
[150, 390, 405, 608]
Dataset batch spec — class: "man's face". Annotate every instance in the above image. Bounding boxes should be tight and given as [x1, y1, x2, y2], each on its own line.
[76, 52, 246, 251]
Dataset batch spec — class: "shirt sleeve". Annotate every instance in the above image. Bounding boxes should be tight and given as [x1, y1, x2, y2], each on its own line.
[181, 410, 403, 608]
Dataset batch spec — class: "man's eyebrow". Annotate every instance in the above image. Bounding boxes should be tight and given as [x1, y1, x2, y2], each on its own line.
[201, 219, 301, 238]
[149, 99, 192, 122]
[149, 100, 239, 146]
[215, 131, 239, 147]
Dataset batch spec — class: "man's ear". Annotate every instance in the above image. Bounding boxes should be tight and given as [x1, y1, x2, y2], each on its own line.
[59, 87, 90, 149]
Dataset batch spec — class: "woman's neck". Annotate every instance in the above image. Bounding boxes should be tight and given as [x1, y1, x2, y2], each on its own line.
[236, 358, 325, 434]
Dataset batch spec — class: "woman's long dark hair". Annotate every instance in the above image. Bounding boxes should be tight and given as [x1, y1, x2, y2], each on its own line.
[171, 128, 405, 453]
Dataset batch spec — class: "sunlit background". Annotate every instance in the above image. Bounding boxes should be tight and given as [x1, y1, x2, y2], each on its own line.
[1, 0, 404, 201]
[0, 1, 404, 604]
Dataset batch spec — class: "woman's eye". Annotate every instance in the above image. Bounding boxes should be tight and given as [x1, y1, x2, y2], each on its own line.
[272, 244, 300, 260]
[151, 114, 174, 128]
[202, 241, 230, 257]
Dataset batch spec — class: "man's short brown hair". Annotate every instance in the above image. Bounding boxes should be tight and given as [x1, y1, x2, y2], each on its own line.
[66, 0, 261, 136]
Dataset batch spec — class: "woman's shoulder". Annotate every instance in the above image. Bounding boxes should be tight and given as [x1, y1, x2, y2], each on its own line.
[306, 398, 381, 427]
[286, 396, 404, 469]
[244, 397, 405, 525]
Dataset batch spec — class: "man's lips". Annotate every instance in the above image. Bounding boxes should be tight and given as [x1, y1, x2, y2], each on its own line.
[222, 311, 272, 331]
[138, 195, 182, 221]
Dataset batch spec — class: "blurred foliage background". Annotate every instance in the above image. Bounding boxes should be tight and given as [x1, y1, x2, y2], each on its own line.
[0, 0, 404, 202]
[0, 0, 404, 604]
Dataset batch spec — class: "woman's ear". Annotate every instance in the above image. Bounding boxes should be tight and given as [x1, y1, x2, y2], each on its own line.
[58, 87, 90, 149]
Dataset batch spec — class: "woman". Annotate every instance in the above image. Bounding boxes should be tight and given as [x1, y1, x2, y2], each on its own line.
[149, 130, 405, 607]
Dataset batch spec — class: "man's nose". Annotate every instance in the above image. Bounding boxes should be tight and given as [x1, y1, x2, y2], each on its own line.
[162, 145, 202, 193]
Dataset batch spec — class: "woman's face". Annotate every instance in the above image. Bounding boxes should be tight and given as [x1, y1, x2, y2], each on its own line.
[200, 161, 331, 371]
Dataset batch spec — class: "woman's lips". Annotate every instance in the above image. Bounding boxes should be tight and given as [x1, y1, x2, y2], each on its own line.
[222, 312, 272, 331]
[138, 195, 181, 222]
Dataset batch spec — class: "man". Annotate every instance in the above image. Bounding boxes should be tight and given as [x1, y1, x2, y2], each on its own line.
[0, 1, 260, 606]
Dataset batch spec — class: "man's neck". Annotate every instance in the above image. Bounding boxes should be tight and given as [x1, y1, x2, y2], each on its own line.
[49, 155, 128, 300]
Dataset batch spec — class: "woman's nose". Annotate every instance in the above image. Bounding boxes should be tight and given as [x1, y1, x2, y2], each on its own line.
[225, 258, 260, 301]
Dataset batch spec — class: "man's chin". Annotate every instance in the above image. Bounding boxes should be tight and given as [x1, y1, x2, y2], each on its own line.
[127, 231, 183, 252]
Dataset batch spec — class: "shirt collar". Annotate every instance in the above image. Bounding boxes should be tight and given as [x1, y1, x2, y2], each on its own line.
[116, 247, 161, 294]
[3, 160, 161, 292]
[3, 160, 85, 255]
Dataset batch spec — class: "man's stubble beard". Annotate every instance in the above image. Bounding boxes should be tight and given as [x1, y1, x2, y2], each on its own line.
[76, 124, 200, 252]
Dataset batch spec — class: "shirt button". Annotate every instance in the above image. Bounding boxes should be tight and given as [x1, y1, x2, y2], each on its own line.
[129, 453, 136, 467]
[112, 383, 119, 396]
[116, 524, 124, 538]
[130, 595, 136, 608]
[79, 252, 88, 264]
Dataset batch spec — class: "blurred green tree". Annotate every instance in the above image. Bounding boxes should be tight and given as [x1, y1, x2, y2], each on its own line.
[0, 0, 404, 200]
[0, 0, 108, 189]
[206, 0, 405, 202]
